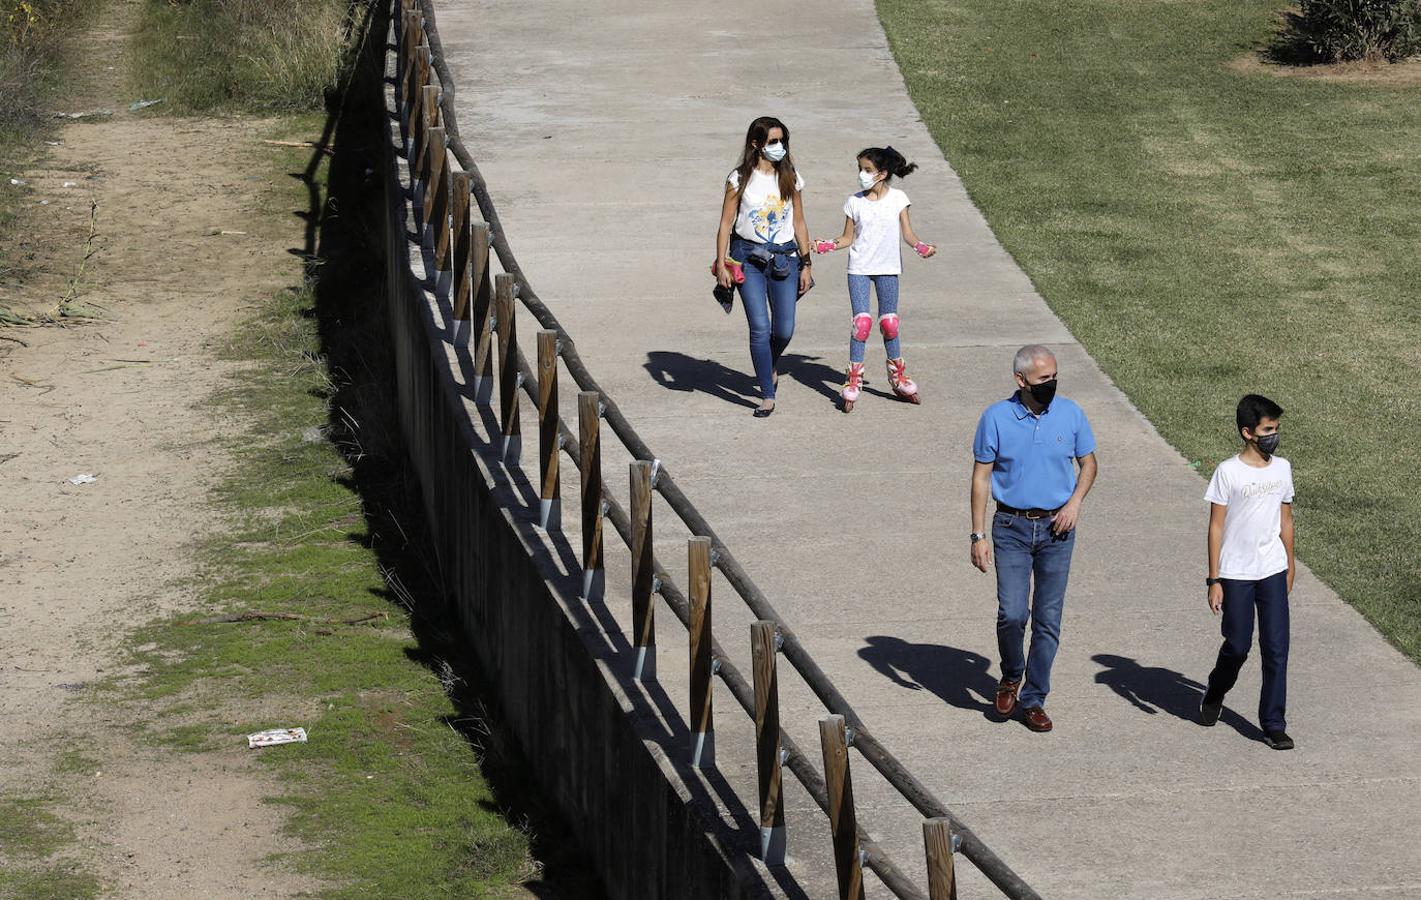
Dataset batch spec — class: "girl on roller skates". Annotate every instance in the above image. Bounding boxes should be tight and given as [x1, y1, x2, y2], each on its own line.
[814, 146, 935, 412]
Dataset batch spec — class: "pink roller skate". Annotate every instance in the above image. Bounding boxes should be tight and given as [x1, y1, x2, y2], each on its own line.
[886, 357, 920, 404]
[841, 362, 865, 413]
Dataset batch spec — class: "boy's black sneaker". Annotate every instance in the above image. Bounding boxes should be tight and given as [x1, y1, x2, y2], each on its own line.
[1264, 730, 1295, 751]
[1199, 698, 1222, 727]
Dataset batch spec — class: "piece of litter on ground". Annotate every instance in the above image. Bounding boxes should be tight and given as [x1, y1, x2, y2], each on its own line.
[52, 108, 113, 120]
[206, 228, 247, 236]
[68, 473, 97, 485]
[128, 98, 165, 111]
[248, 727, 307, 749]
[301, 426, 324, 443]
[9, 178, 25, 186]
[44, 140, 62, 146]
[39, 200, 48, 205]
[62, 181, 77, 188]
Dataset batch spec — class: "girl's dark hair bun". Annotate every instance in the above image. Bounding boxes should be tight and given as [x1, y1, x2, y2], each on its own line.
[859, 145, 918, 181]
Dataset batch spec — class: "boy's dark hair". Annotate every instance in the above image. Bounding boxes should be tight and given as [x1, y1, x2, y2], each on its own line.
[857, 146, 918, 182]
[1236, 393, 1284, 438]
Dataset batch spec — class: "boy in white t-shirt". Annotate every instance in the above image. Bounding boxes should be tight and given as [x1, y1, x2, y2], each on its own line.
[1199, 394, 1297, 750]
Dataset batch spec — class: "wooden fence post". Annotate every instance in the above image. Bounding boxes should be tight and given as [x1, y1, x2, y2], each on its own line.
[407, 46, 428, 159]
[536, 330, 560, 531]
[421, 127, 447, 246]
[449, 170, 472, 331]
[577, 391, 604, 602]
[820, 715, 863, 900]
[494, 273, 521, 464]
[924, 818, 958, 900]
[431, 152, 456, 272]
[414, 83, 439, 190]
[688, 536, 714, 768]
[751, 620, 786, 866]
[630, 460, 655, 681]
[398, 15, 420, 134]
[468, 220, 493, 401]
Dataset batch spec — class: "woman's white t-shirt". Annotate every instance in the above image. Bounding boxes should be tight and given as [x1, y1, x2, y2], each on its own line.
[728, 168, 804, 245]
[1205, 454, 1295, 580]
[845, 187, 910, 275]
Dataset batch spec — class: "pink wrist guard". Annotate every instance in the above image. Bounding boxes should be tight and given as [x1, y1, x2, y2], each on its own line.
[915, 241, 931, 257]
[815, 240, 836, 254]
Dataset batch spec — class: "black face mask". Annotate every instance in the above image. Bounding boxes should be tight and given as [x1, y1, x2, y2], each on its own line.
[1026, 378, 1057, 407]
[1255, 433, 1280, 456]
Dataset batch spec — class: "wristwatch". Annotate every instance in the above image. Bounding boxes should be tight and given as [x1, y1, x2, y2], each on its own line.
[970, 532, 986, 544]
[1205, 577, 1221, 586]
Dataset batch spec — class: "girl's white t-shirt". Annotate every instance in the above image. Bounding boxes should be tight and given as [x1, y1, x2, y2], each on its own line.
[728, 168, 804, 245]
[845, 187, 911, 275]
[1205, 454, 1295, 580]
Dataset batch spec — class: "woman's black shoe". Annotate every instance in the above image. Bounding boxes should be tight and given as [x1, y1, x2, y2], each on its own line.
[753, 403, 775, 418]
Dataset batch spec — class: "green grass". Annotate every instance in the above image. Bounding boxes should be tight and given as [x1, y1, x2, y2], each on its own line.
[110, 266, 542, 897]
[0, 796, 101, 899]
[877, 0, 1421, 661]
[129, 0, 353, 113]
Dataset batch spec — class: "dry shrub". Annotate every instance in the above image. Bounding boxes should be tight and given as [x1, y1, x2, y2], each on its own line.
[133, 0, 354, 111]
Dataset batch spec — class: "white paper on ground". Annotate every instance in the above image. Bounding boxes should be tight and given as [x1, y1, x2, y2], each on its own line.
[247, 727, 308, 749]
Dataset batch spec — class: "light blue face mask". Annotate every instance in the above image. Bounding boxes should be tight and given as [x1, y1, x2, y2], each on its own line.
[762, 141, 786, 162]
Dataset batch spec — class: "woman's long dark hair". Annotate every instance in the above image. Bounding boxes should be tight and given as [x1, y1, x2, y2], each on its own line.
[857, 145, 918, 183]
[733, 116, 799, 205]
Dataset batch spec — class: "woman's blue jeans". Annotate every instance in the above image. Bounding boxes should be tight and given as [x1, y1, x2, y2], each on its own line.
[992, 509, 1076, 710]
[732, 237, 799, 400]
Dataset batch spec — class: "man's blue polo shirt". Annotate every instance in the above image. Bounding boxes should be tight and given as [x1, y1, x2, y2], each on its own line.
[973, 393, 1096, 510]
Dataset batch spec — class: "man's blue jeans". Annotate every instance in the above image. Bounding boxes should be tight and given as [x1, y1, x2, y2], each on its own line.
[1204, 571, 1289, 732]
[993, 509, 1076, 710]
[731, 237, 799, 400]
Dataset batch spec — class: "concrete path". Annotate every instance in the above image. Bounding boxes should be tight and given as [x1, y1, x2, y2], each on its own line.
[432, 0, 1421, 896]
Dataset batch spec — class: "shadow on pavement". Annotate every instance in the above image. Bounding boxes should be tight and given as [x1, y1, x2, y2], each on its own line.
[642, 349, 845, 409]
[858, 636, 998, 717]
[1091, 653, 1266, 742]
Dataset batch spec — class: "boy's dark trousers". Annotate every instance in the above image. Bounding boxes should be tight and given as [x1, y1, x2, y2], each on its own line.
[1204, 570, 1289, 731]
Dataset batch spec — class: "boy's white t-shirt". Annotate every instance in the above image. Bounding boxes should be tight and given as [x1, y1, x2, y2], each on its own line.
[845, 187, 911, 275]
[728, 168, 805, 245]
[1205, 454, 1295, 580]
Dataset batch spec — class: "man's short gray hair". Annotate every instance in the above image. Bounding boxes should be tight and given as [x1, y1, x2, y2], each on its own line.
[1012, 344, 1055, 375]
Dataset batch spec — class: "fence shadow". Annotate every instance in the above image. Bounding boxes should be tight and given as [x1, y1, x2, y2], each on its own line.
[1091, 653, 1266, 742]
[858, 636, 998, 717]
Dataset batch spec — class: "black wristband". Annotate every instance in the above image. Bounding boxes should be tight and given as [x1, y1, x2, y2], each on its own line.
[1205, 577, 1221, 586]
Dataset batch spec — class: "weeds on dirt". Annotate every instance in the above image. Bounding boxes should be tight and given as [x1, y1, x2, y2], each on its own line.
[1, 0, 99, 324]
[130, 0, 357, 112]
[0, 795, 101, 898]
[101, 38, 592, 886]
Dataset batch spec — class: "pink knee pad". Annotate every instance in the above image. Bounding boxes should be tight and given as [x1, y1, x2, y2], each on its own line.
[879, 313, 900, 339]
[851, 313, 873, 341]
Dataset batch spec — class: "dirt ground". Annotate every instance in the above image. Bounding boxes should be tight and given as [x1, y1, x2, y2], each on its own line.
[0, 1, 322, 894]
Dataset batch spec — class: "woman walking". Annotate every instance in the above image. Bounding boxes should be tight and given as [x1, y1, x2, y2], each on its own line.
[814, 145, 935, 412]
[714, 116, 813, 418]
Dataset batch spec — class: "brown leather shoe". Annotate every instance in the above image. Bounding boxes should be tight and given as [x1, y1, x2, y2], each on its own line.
[994, 678, 1021, 717]
[1022, 706, 1053, 733]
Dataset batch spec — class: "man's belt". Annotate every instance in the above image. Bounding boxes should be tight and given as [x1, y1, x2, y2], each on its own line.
[996, 502, 1061, 520]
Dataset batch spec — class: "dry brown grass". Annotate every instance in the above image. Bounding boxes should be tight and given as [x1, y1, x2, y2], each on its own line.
[1227, 50, 1421, 84]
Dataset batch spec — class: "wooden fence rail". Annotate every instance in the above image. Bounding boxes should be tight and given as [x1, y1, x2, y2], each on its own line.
[391, 3, 1018, 897]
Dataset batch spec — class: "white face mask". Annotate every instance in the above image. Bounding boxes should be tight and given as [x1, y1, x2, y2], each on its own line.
[858, 170, 879, 191]
[762, 141, 786, 162]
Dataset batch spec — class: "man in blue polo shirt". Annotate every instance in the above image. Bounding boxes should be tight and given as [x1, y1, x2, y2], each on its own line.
[970, 345, 1098, 733]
